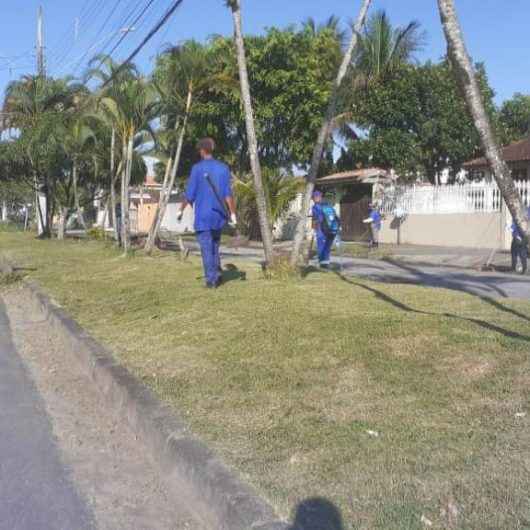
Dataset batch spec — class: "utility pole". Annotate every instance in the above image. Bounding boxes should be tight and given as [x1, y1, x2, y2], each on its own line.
[37, 5, 45, 77]
[36, 5, 46, 236]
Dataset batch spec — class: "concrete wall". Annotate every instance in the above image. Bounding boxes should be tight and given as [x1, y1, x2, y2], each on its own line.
[380, 212, 510, 250]
[160, 202, 194, 234]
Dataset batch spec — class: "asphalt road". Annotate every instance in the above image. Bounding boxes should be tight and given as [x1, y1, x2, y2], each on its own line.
[335, 257, 530, 300]
[0, 299, 94, 530]
[1, 290, 203, 530]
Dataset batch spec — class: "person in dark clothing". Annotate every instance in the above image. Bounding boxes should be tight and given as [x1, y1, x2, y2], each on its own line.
[510, 207, 530, 274]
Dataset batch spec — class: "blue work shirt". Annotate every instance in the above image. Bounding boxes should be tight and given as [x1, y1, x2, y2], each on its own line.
[369, 210, 382, 230]
[185, 159, 232, 232]
[312, 203, 325, 230]
[511, 207, 530, 240]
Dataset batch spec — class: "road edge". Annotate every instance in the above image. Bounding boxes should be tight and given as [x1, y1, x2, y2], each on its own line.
[23, 280, 289, 530]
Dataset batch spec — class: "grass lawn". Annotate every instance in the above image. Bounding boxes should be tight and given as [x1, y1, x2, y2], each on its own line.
[2, 231, 529, 529]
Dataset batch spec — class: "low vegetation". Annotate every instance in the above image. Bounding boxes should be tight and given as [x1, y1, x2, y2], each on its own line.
[2, 231, 529, 529]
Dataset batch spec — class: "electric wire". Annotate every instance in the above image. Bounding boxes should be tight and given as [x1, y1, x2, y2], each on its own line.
[101, 0, 186, 89]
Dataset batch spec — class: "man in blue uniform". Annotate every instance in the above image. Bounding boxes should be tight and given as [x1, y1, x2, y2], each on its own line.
[363, 203, 382, 249]
[177, 138, 237, 288]
[312, 191, 339, 269]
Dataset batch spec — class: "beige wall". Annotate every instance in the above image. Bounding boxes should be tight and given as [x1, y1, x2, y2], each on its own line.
[380, 212, 509, 249]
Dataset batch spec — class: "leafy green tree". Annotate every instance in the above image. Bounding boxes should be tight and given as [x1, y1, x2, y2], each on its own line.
[3, 75, 86, 236]
[499, 93, 530, 143]
[337, 61, 498, 182]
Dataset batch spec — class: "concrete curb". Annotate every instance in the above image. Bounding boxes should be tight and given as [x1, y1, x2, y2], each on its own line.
[23, 281, 289, 530]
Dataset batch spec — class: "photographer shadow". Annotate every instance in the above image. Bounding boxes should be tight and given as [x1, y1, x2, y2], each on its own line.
[288, 497, 344, 530]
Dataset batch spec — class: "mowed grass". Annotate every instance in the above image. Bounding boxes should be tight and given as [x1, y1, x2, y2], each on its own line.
[2, 232, 529, 529]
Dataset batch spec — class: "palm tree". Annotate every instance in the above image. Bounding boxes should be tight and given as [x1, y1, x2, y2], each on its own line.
[355, 10, 425, 84]
[98, 76, 157, 253]
[290, 0, 373, 266]
[145, 41, 209, 254]
[234, 171, 303, 240]
[3, 75, 85, 237]
[62, 116, 95, 230]
[85, 56, 140, 242]
[3, 75, 82, 129]
[225, 0, 275, 266]
[437, 0, 528, 239]
[302, 15, 347, 46]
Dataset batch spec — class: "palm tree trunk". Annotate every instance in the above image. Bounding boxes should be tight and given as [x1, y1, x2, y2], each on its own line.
[437, 0, 528, 239]
[110, 128, 118, 240]
[57, 205, 68, 240]
[72, 161, 87, 230]
[43, 174, 52, 238]
[122, 135, 134, 254]
[120, 139, 128, 250]
[290, 0, 372, 266]
[228, 0, 275, 266]
[145, 98, 192, 255]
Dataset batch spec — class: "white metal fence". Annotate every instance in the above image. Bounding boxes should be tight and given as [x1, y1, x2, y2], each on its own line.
[380, 180, 530, 216]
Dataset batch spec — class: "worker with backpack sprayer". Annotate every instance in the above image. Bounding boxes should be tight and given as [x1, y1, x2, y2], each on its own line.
[312, 190, 341, 269]
[177, 138, 237, 289]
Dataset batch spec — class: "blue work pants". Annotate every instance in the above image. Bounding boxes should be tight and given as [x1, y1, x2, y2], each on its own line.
[197, 229, 222, 285]
[316, 230, 335, 264]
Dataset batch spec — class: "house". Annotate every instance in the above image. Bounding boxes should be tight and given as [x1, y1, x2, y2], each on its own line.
[96, 174, 194, 234]
[129, 174, 194, 234]
[316, 168, 393, 241]
[463, 137, 530, 181]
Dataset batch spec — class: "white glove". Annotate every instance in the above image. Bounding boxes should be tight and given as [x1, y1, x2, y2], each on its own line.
[363, 217, 373, 224]
[177, 210, 183, 222]
[229, 213, 237, 228]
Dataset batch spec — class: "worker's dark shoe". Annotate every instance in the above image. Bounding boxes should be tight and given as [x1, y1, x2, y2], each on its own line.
[205, 282, 218, 289]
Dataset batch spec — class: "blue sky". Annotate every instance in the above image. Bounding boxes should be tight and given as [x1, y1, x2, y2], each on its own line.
[0, 0, 528, 105]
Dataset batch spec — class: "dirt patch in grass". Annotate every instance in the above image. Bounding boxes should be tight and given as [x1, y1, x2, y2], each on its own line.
[2, 232, 529, 529]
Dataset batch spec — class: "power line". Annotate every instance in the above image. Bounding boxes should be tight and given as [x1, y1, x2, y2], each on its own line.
[48, 0, 122, 74]
[103, 0, 158, 62]
[102, 0, 186, 88]
[67, 0, 156, 76]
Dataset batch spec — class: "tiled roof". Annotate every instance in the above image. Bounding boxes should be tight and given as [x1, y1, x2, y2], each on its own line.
[463, 137, 530, 168]
[317, 167, 389, 184]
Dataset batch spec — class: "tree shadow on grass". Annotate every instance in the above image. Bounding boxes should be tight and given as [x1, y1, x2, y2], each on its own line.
[288, 497, 344, 530]
[334, 272, 530, 343]
[382, 259, 530, 323]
